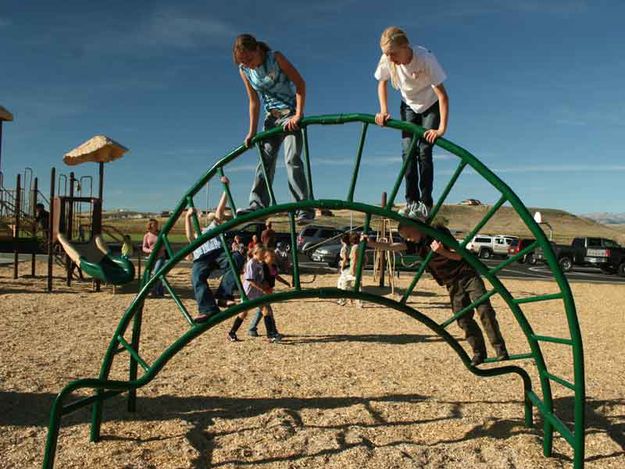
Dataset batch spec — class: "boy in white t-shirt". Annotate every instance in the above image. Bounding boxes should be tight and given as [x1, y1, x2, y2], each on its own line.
[374, 26, 449, 221]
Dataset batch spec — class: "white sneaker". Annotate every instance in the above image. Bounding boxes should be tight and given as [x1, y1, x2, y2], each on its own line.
[399, 201, 417, 218]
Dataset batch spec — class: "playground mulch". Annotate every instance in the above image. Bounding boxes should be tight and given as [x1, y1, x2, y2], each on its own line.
[0, 261, 623, 468]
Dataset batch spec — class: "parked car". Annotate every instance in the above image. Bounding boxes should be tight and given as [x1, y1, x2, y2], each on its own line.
[310, 231, 405, 268]
[466, 234, 519, 259]
[534, 237, 625, 274]
[507, 238, 537, 264]
[297, 225, 345, 254]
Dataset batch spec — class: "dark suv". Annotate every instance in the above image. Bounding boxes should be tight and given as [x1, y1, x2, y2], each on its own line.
[297, 225, 344, 255]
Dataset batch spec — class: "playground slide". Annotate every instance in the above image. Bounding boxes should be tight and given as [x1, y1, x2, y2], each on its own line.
[56, 233, 134, 285]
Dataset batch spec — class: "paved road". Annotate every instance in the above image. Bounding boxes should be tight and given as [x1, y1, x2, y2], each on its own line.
[300, 255, 625, 285]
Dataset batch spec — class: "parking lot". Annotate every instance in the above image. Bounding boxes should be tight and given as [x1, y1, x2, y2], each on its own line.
[301, 254, 625, 285]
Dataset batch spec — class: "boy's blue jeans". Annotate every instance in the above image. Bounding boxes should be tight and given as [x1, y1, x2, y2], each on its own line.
[400, 100, 440, 208]
[191, 249, 244, 314]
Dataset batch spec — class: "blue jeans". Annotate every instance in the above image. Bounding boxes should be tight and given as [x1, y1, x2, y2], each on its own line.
[191, 249, 243, 314]
[400, 100, 440, 207]
[151, 256, 166, 296]
[216, 251, 245, 300]
[248, 111, 311, 209]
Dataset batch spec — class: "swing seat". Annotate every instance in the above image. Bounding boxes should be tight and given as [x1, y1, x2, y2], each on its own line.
[57, 233, 135, 285]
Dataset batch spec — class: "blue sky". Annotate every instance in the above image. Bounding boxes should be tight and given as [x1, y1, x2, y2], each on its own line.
[1, 0, 624, 214]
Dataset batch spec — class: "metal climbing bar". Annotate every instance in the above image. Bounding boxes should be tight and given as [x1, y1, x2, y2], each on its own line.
[353, 213, 371, 292]
[218, 233, 247, 301]
[186, 196, 202, 236]
[527, 390, 575, 445]
[544, 371, 576, 391]
[161, 277, 195, 326]
[288, 212, 301, 290]
[484, 352, 534, 363]
[428, 160, 467, 222]
[531, 334, 574, 345]
[440, 288, 499, 329]
[347, 122, 369, 202]
[161, 236, 175, 261]
[117, 335, 150, 372]
[400, 250, 435, 304]
[255, 142, 277, 206]
[489, 241, 539, 275]
[513, 293, 563, 304]
[62, 390, 125, 416]
[461, 195, 507, 247]
[386, 134, 418, 210]
[301, 127, 315, 199]
[217, 166, 237, 214]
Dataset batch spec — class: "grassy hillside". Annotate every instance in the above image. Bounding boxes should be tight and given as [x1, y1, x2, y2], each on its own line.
[102, 204, 625, 246]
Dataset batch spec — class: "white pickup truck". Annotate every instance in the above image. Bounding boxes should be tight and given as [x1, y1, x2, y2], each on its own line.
[466, 234, 519, 259]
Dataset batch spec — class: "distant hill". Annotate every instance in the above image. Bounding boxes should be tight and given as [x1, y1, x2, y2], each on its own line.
[104, 205, 625, 245]
[580, 212, 625, 225]
[300, 205, 625, 245]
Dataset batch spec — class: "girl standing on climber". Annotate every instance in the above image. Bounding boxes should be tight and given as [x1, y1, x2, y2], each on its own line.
[233, 34, 314, 225]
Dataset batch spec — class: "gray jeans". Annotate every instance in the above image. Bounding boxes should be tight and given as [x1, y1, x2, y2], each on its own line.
[447, 274, 507, 356]
[248, 111, 310, 209]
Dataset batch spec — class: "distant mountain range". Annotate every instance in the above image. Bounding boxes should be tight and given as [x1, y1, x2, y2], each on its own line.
[581, 212, 625, 225]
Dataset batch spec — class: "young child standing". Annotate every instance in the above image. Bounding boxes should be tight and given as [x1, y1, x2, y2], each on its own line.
[336, 233, 354, 306]
[365, 222, 508, 367]
[142, 218, 166, 297]
[374, 26, 449, 221]
[232, 33, 314, 225]
[228, 246, 281, 342]
[247, 249, 290, 340]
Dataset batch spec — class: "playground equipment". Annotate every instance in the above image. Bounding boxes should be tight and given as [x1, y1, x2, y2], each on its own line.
[43, 114, 585, 468]
[52, 135, 134, 288]
[56, 233, 134, 285]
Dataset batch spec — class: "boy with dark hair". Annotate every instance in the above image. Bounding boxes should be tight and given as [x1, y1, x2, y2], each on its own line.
[365, 222, 508, 366]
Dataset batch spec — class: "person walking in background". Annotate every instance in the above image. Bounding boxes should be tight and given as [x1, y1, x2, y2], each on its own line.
[336, 233, 354, 306]
[247, 234, 259, 255]
[261, 220, 276, 248]
[232, 33, 314, 225]
[374, 26, 449, 221]
[365, 221, 508, 367]
[142, 218, 166, 297]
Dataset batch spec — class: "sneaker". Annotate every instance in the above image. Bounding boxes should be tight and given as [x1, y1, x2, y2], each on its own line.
[236, 203, 260, 216]
[495, 348, 510, 361]
[217, 298, 236, 308]
[227, 332, 240, 342]
[419, 202, 432, 220]
[398, 202, 414, 217]
[296, 211, 315, 225]
[470, 353, 485, 367]
[406, 201, 428, 222]
[194, 311, 217, 324]
[248, 329, 259, 337]
[269, 333, 282, 343]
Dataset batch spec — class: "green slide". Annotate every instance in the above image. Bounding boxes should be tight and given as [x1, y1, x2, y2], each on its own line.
[57, 233, 135, 285]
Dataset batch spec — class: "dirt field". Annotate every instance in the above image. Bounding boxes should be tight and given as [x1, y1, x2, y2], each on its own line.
[1, 260, 623, 468]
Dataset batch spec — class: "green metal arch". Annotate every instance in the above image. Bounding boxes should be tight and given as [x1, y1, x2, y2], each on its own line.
[43, 114, 585, 469]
